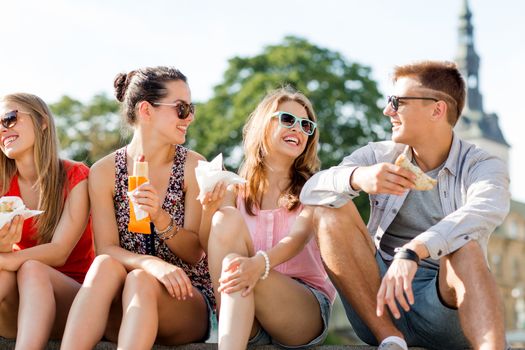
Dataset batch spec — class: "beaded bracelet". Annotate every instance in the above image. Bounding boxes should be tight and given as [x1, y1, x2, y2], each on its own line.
[158, 225, 180, 242]
[256, 250, 270, 280]
[156, 216, 174, 235]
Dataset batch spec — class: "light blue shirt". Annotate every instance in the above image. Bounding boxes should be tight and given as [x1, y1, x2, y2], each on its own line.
[300, 133, 510, 261]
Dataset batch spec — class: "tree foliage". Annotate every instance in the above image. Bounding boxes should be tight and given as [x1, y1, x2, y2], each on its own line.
[188, 36, 389, 168]
[48, 36, 389, 219]
[50, 94, 128, 166]
[187, 36, 390, 218]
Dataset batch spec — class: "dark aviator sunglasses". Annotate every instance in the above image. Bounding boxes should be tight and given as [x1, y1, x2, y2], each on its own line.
[387, 95, 438, 112]
[153, 101, 195, 120]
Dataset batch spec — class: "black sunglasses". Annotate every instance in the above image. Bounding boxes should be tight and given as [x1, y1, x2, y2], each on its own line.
[1, 110, 21, 129]
[153, 101, 195, 120]
[271, 111, 317, 136]
[387, 95, 438, 112]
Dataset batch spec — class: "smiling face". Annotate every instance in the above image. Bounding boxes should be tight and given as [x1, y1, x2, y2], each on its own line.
[383, 77, 438, 146]
[266, 100, 311, 160]
[148, 79, 194, 145]
[0, 100, 36, 161]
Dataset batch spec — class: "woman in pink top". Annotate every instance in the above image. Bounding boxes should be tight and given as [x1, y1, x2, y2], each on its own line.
[199, 87, 335, 350]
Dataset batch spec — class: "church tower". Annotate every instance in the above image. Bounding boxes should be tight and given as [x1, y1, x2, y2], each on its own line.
[454, 0, 510, 164]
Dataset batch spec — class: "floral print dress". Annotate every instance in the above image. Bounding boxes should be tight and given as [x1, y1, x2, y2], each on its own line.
[113, 145, 214, 307]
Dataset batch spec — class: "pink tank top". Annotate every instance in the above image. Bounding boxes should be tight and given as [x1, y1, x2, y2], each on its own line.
[237, 197, 336, 302]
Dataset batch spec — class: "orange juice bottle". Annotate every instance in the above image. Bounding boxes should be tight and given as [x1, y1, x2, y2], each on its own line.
[128, 155, 151, 234]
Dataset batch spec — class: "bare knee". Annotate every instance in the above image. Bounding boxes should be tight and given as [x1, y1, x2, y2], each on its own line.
[17, 260, 50, 285]
[442, 241, 491, 303]
[83, 254, 127, 286]
[313, 201, 364, 238]
[92, 254, 126, 273]
[456, 240, 484, 257]
[448, 241, 487, 275]
[210, 207, 245, 246]
[124, 269, 159, 298]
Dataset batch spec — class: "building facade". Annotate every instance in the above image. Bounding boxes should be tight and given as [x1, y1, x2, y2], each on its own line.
[454, 0, 525, 331]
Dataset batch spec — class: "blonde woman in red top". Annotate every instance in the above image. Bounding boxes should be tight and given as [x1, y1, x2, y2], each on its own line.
[0, 93, 94, 349]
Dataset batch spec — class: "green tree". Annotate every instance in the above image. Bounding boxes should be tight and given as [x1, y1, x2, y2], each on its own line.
[50, 94, 128, 166]
[188, 36, 390, 218]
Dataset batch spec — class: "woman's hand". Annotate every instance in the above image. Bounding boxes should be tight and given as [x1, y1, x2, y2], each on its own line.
[0, 215, 23, 252]
[143, 259, 194, 300]
[132, 182, 163, 222]
[218, 254, 266, 296]
[199, 181, 227, 214]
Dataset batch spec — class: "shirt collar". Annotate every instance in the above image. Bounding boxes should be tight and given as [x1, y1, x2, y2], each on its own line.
[443, 132, 460, 176]
[402, 132, 459, 177]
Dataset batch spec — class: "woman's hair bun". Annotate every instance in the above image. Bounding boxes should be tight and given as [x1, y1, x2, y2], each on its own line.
[114, 71, 135, 102]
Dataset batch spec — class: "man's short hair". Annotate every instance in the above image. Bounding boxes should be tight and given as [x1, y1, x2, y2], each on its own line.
[393, 61, 466, 126]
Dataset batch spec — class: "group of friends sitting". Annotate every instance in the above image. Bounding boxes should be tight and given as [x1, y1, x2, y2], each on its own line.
[0, 61, 510, 350]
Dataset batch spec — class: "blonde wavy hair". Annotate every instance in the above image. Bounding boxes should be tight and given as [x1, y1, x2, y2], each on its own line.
[0, 93, 67, 244]
[239, 87, 320, 215]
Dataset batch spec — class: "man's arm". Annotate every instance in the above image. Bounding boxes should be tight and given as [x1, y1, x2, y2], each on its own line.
[300, 144, 382, 207]
[412, 156, 510, 260]
[300, 143, 416, 207]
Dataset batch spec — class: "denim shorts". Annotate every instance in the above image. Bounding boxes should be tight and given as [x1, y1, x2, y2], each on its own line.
[248, 279, 332, 349]
[200, 290, 217, 342]
[340, 253, 471, 350]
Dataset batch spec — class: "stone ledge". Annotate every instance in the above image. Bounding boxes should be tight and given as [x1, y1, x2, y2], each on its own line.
[0, 338, 429, 349]
[1, 338, 523, 349]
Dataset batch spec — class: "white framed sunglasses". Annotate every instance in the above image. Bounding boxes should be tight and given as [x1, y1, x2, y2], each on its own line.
[271, 111, 317, 136]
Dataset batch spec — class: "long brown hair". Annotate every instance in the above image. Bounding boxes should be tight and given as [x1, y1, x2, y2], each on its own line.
[239, 87, 320, 215]
[0, 93, 67, 244]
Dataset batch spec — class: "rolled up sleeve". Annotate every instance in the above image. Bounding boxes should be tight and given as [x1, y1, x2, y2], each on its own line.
[416, 157, 510, 259]
[300, 166, 358, 207]
[300, 145, 376, 208]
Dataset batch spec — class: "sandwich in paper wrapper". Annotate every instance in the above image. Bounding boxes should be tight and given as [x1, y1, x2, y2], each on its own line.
[394, 154, 437, 191]
[0, 196, 43, 228]
[195, 154, 246, 200]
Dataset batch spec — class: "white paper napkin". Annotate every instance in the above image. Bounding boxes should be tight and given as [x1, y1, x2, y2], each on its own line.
[0, 196, 44, 228]
[127, 188, 149, 221]
[195, 154, 246, 200]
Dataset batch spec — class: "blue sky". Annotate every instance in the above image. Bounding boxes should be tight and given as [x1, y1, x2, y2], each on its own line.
[2, 0, 524, 200]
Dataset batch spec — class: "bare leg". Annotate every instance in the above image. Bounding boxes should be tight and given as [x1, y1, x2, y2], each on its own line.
[440, 241, 506, 350]
[14, 260, 80, 350]
[253, 271, 324, 346]
[209, 206, 325, 349]
[207, 207, 254, 307]
[117, 269, 208, 349]
[312, 202, 403, 343]
[207, 207, 256, 350]
[217, 254, 254, 350]
[60, 255, 127, 350]
[0, 270, 18, 339]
